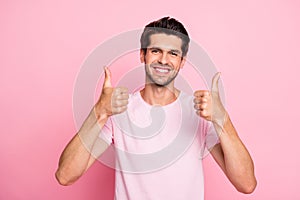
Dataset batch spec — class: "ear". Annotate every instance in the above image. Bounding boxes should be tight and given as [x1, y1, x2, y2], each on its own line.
[140, 49, 145, 63]
[180, 56, 186, 69]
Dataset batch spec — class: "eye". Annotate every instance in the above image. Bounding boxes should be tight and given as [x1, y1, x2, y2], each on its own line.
[170, 51, 178, 57]
[151, 49, 159, 54]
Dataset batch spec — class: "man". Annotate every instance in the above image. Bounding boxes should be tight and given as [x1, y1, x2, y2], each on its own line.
[55, 17, 256, 199]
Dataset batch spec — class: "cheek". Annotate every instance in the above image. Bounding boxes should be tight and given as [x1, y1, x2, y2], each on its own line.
[172, 59, 183, 69]
[145, 55, 157, 64]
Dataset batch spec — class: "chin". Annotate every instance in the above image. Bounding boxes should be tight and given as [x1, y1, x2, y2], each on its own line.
[153, 79, 173, 87]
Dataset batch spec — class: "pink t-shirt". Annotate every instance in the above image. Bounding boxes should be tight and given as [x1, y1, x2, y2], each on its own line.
[99, 91, 219, 200]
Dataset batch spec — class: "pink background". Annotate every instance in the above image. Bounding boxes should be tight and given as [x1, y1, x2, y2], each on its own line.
[1, 0, 300, 199]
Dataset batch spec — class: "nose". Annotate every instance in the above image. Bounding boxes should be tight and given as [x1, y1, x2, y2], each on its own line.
[158, 52, 169, 65]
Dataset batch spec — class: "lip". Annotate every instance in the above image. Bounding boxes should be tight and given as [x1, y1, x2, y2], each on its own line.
[151, 65, 172, 75]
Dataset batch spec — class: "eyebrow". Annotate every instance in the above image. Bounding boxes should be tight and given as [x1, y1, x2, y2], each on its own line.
[148, 47, 182, 54]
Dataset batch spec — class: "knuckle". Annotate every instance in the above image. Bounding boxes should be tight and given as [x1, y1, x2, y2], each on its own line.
[115, 101, 121, 106]
[112, 100, 120, 107]
[124, 94, 129, 99]
[116, 95, 122, 100]
[122, 87, 128, 92]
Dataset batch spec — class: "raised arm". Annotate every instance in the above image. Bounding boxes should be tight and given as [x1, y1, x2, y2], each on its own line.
[55, 67, 129, 186]
[193, 72, 257, 194]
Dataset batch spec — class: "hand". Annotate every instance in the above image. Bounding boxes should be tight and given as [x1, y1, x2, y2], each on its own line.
[94, 67, 129, 119]
[193, 72, 227, 128]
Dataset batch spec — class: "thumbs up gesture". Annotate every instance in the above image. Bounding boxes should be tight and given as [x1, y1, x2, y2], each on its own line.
[193, 72, 227, 128]
[94, 67, 129, 119]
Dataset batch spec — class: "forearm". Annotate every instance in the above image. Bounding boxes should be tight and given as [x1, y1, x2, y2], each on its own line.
[55, 107, 108, 185]
[214, 115, 257, 193]
[55, 67, 128, 186]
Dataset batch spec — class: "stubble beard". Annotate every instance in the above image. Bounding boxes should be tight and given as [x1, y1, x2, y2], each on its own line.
[145, 64, 179, 87]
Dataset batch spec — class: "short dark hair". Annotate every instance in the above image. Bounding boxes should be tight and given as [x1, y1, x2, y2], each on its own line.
[140, 17, 190, 57]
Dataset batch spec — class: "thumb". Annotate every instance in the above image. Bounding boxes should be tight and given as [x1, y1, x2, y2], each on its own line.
[103, 66, 112, 88]
[211, 72, 221, 93]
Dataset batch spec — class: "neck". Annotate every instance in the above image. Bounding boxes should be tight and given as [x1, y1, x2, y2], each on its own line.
[140, 83, 180, 106]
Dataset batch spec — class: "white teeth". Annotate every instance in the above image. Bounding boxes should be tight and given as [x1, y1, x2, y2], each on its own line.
[155, 68, 169, 73]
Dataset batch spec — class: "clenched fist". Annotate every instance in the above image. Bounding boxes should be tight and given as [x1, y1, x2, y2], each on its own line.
[193, 72, 227, 129]
[94, 67, 129, 120]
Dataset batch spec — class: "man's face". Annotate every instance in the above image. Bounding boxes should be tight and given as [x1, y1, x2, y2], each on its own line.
[140, 33, 186, 87]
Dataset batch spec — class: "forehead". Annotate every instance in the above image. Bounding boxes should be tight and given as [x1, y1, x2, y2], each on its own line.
[148, 33, 182, 52]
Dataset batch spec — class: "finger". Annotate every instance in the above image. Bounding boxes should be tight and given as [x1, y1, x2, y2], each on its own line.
[194, 90, 209, 97]
[112, 105, 127, 114]
[200, 103, 208, 110]
[193, 96, 209, 104]
[199, 110, 209, 118]
[194, 97, 208, 104]
[113, 88, 129, 100]
[114, 87, 128, 94]
[193, 98, 200, 104]
[194, 102, 208, 110]
[103, 66, 112, 88]
[112, 99, 129, 107]
[194, 103, 200, 110]
[196, 109, 208, 117]
[115, 93, 129, 100]
[211, 72, 221, 93]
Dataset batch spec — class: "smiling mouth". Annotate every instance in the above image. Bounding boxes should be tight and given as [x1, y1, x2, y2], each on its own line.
[152, 66, 171, 74]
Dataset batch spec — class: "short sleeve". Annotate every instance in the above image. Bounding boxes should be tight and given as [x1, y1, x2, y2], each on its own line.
[99, 117, 114, 145]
